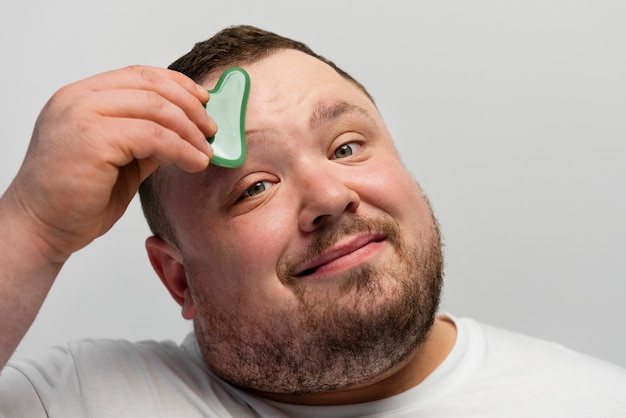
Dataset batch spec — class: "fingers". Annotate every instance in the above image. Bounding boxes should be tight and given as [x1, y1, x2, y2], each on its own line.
[85, 65, 217, 138]
[84, 88, 213, 167]
[52, 65, 218, 172]
[95, 117, 212, 174]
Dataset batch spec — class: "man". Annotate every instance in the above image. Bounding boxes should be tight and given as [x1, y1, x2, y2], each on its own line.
[0, 25, 624, 417]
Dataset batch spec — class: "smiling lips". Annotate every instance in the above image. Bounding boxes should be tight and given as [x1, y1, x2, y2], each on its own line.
[294, 233, 387, 277]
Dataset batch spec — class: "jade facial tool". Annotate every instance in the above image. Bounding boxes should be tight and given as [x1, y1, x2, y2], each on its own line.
[205, 67, 251, 168]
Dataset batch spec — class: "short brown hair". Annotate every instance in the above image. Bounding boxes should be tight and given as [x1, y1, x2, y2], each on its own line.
[139, 25, 372, 245]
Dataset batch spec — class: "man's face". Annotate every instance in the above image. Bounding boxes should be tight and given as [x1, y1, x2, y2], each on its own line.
[159, 50, 443, 395]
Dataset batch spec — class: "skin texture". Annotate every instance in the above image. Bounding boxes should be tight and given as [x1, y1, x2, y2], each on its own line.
[146, 50, 456, 405]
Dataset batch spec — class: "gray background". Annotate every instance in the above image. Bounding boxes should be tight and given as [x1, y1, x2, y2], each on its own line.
[1, 1, 624, 368]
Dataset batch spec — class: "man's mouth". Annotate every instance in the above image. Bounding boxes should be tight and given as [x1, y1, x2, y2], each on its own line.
[294, 233, 387, 278]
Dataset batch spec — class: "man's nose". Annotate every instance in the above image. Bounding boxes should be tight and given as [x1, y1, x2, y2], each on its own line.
[297, 166, 361, 233]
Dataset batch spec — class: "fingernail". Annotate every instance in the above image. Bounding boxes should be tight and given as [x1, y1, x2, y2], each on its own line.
[196, 84, 209, 102]
[203, 137, 214, 158]
[198, 149, 211, 167]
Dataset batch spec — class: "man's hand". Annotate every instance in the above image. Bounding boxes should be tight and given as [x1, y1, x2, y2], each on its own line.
[5, 65, 215, 262]
[0, 66, 215, 367]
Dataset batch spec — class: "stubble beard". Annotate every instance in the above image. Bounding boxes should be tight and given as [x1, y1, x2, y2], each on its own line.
[191, 213, 444, 395]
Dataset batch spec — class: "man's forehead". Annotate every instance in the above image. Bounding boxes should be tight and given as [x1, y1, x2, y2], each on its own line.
[200, 49, 304, 88]
[201, 49, 344, 90]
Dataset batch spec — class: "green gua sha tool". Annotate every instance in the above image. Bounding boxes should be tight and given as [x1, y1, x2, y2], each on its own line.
[205, 67, 250, 168]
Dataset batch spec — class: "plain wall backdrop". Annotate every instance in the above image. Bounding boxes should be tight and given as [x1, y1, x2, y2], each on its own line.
[1, 1, 625, 368]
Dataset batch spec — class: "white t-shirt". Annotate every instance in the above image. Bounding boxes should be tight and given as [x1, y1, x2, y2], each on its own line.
[1, 314, 625, 417]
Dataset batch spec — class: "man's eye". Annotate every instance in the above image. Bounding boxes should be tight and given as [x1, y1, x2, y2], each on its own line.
[242, 181, 272, 198]
[333, 143, 359, 159]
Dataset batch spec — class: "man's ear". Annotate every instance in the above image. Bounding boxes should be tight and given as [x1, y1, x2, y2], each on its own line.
[145, 236, 196, 320]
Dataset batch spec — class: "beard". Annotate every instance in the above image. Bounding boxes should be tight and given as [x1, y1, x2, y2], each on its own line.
[190, 210, 444, 395]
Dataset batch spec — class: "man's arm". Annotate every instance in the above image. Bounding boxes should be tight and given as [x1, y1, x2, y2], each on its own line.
[0, 65, 215, 368]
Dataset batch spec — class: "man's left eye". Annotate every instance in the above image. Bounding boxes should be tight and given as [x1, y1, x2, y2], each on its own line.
[241, 181, 273, 199]
[333, 143, 360, 159]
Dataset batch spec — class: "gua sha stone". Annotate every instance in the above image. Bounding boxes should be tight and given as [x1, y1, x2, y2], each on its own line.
[205, 67, 250, 168]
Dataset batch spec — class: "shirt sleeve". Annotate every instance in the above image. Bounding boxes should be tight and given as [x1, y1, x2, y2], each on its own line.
[0, 366, 47, 417]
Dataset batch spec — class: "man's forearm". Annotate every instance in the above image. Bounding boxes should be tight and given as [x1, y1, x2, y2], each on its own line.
[0, 191, 65, 369]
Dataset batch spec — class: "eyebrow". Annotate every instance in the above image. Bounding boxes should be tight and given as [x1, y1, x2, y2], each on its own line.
[239, 101, 377, 155]
[309, 101, 376, 129]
